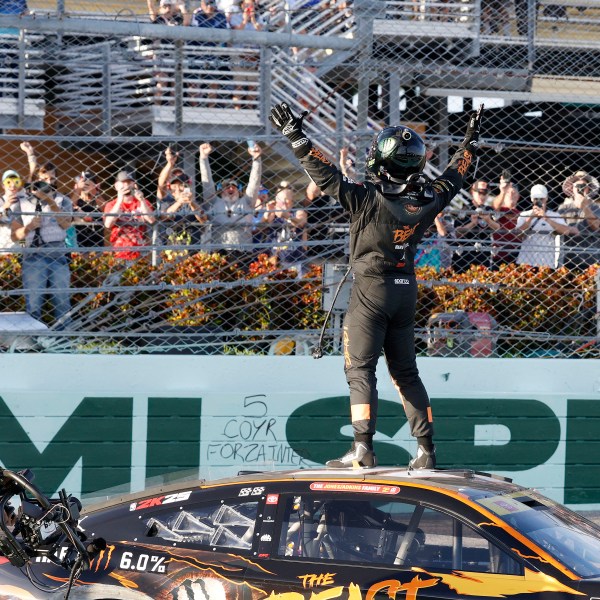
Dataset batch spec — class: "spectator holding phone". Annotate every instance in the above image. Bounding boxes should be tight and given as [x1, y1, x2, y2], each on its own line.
[72, 171, 107, 251]
[160, 171, 207, 251]
[0, 170, 25, 252]
[558, 170, 600, 269]
[491, 169, 520, 210]
[104, 171, 156, 260]
[515, 184, 576, 269]
[11, 178, 73, 327]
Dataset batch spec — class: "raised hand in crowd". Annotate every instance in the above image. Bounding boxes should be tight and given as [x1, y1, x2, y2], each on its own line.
[19, 141, 38, 182]
[199, 142, 213, 160]
[157, 145, 181, 200]
[247, 141, 262, 160]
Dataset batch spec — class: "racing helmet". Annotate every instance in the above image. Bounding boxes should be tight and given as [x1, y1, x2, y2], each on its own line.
[366, 126, 427, 183]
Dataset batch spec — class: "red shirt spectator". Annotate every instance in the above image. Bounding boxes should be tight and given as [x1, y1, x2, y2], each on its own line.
[104, 171, 156, 260]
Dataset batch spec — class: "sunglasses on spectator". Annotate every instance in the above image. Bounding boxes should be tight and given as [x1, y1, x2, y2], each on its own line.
[3, 177, 22, 187]
[474, 188, 488, 194]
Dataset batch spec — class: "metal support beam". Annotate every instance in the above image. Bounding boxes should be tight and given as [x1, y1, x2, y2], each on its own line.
[353, 0, 376, 176]
[17, 29, 26, 129]
[101, 43, 112, 136]
[1, 15, 356, 50]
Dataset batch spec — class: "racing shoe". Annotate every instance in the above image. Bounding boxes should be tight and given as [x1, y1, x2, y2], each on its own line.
[408, 445, 436, 470]
[326, 442, 377, 469]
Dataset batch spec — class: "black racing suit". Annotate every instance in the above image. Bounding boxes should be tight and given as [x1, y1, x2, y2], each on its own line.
[298, 144, 473, 442]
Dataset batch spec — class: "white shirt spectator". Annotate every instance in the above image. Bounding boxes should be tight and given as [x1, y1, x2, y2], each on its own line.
[516, 208, 567, 268]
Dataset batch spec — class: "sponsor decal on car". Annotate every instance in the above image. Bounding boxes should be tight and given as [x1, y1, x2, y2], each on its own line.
[129, 491, 192, 511]
[310, 482, 400, 495]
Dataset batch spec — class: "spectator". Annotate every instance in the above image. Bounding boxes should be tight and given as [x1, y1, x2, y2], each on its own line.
[194, 0, 228, 28]
[0, 0, 28, 14]
[216, 0, 240, 18]
[191, 0, 230, 108]
[199, 142, 262, 266]
[72, 171, 107, 251]
[11, 178, 73, 327]
[558, 170, 600, 268]
[156, 145, 184, 202]
[453, 179, 495, 271]
[252, 185, 274, 246]
[230, 0, 264, 109]
[488, 182, 521, 269]
[491, 169, 520, 210]
[160, 171, 207, 251]
[18, 143, 77, 250]
[516, 184, 576, 269]
[302, 179, 345, 260]
[148, 0, 192, 25]
[414, 212, 454, 271]
[0, 170, 25, 252]
[514, 0, 535, 37]
[19, 142, 62, 190]
[266, 186, 308, 275]
[103, 171, 156, 260]
[481, 0, 510, 35]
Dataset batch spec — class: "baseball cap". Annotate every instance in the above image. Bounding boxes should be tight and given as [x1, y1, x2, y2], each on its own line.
[530, 184, 548, 199]
[169, 171, 190, 184]
[2, 169, 21, 182]
[278, 180, 292, 190]
[221, 178, 239, 189]
[115, 170, 136, 183]
[160, 0, 175, 6]
[258, 186, 269, 195]
[472, 180, 489, 193]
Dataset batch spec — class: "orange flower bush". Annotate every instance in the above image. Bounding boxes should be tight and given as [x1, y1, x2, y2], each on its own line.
[0, 252, 597, 357]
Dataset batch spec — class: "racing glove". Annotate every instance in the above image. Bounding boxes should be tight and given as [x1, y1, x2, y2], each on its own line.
[269, 102, 311, 158]
[461, 104, 484, 156]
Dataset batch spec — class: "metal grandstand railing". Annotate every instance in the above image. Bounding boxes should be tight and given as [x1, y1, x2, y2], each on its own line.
[0, 32, 45, 129]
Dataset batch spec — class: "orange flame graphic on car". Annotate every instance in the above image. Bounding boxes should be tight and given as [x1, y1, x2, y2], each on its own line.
[411, 567, 584, 597]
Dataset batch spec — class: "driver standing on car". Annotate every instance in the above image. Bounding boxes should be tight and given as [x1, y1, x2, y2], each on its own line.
[269, 102, 482, 470]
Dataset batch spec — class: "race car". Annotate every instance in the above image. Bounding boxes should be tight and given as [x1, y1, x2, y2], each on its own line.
[1, 466, 600, 600]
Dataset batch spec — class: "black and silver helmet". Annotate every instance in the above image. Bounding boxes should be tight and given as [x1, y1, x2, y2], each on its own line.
[366, 126, 427, 183]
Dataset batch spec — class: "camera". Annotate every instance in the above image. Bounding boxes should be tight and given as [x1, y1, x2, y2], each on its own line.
[501, 169, 512, 183]
[575, 183, 588, 193]
[28, 181, 53, 195]
[532, 198, 543, 208]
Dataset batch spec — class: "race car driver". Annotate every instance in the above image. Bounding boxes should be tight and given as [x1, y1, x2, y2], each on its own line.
[269, 102, 483, 470]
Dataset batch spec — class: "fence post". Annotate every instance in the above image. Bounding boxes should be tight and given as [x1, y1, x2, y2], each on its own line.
[260, 45, 272, 124]
[17, 29, 26, 129]
[174, 39, 184, 136]
[471, 0, 481, 58]
[527, 0, 537, 70]
[353, 0, 375, 176]
[335, 96, 344, 159]
[102, 43, 112, 136]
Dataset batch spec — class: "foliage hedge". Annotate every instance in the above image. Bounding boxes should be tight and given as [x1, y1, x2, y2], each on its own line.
[0, 252, 597, 354]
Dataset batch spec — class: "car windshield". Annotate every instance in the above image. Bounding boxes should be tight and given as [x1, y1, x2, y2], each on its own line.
[474, 491, 600, 577]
